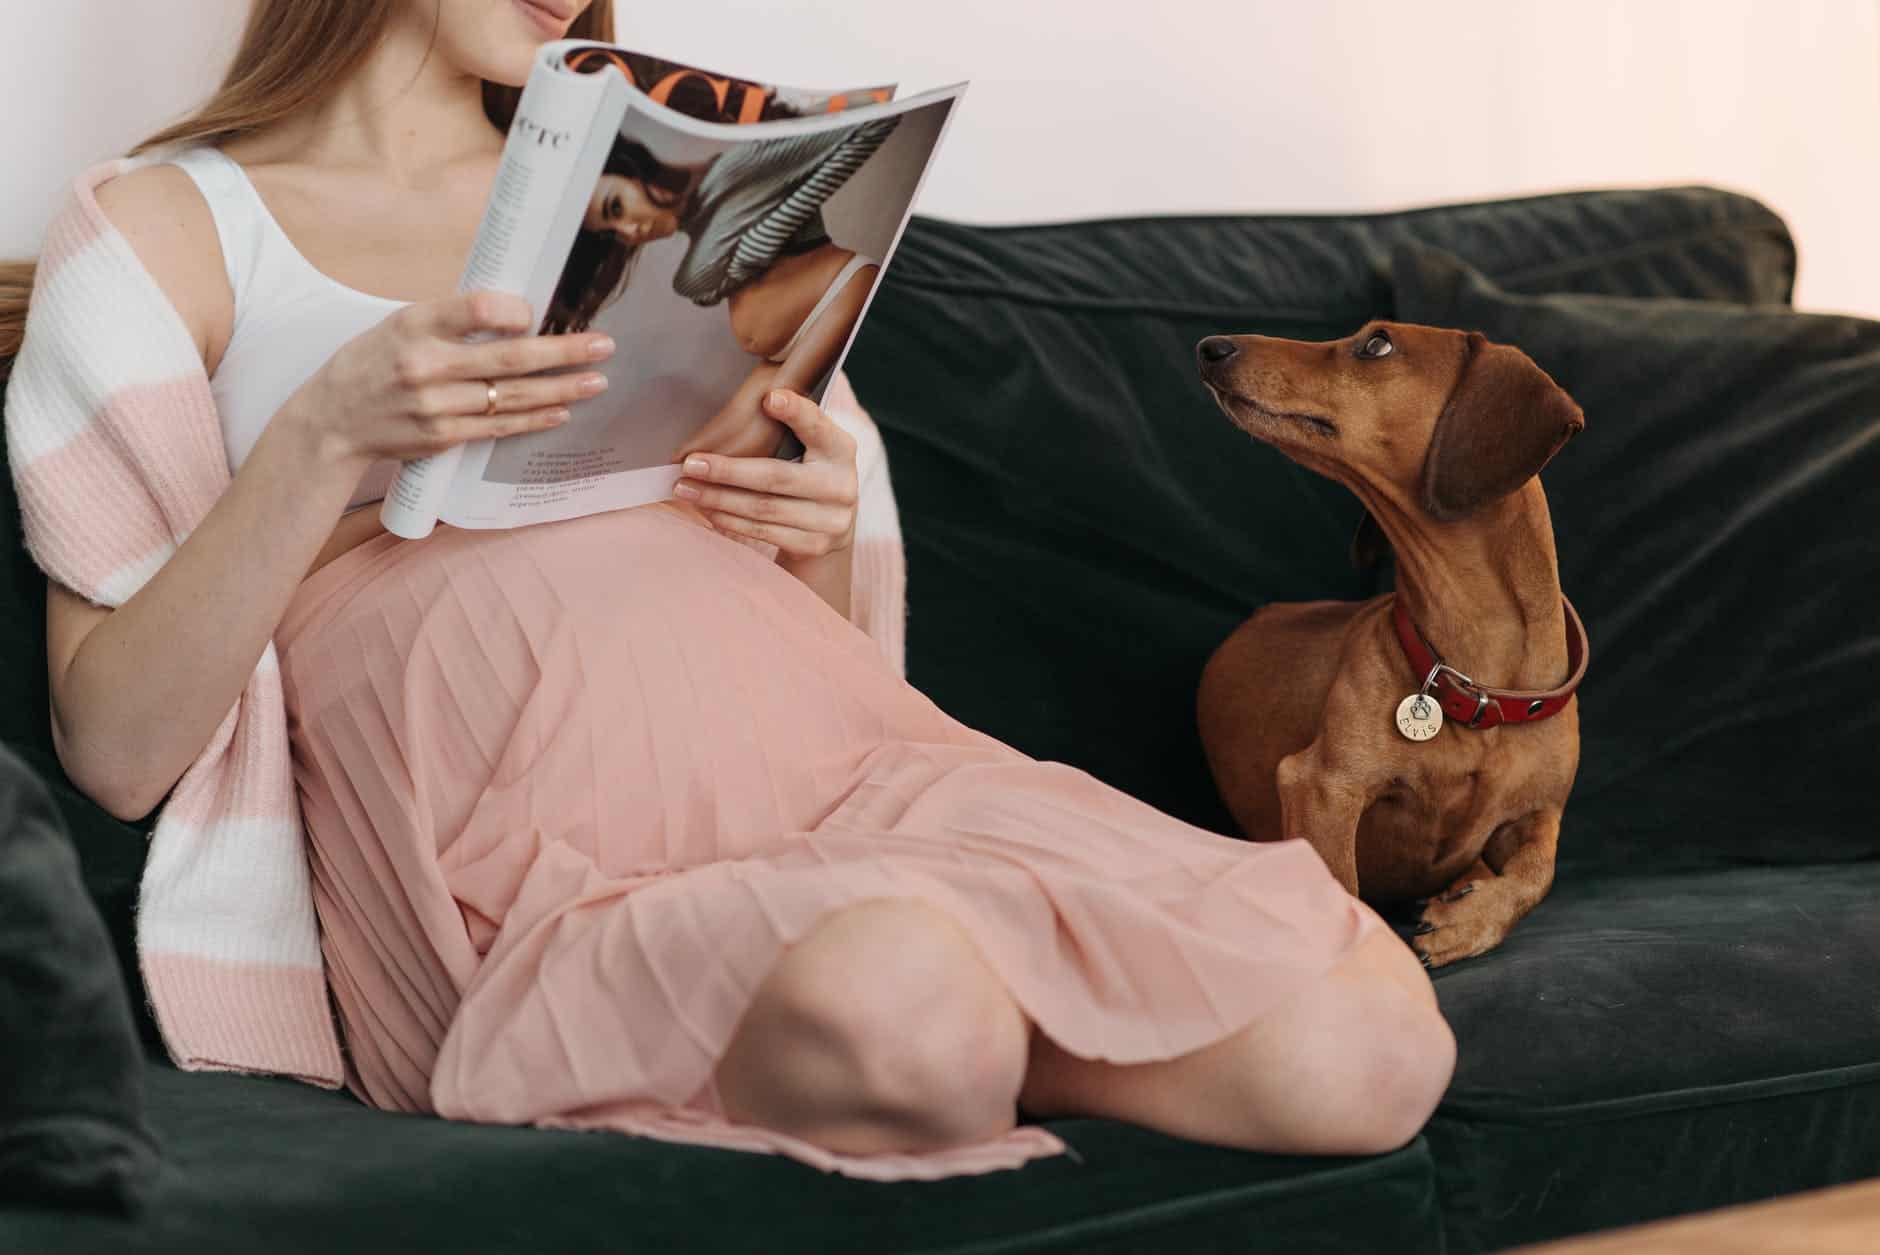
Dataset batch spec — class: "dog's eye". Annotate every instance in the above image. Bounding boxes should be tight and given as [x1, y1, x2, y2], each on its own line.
[1357, 330, 1394, 359]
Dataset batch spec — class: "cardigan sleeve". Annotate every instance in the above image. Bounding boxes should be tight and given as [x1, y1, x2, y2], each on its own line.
[4, 157, 347, 1090]
[4, 160, 231, 610]
[827, 370, 908, 680]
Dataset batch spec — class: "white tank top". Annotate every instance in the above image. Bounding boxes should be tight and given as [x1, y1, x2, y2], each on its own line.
[164, 144, 879, 507]
[165, 145, 404, 511]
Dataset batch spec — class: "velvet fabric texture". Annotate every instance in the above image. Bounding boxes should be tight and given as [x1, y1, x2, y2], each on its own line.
[3, 1065, 1441, 1254]
[841, 186, 1799, 838]
[11, 184, 1874, 1252]
[0, 741, 158, 1213]
[1426, 863, 1880, 1252]
[1390, 242, 1880, 874]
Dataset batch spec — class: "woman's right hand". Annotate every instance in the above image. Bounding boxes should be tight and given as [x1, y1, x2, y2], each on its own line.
[287, 289, 616, 470]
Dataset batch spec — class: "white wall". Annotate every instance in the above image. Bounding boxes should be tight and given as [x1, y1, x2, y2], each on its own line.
[6, 1, 1877, 316]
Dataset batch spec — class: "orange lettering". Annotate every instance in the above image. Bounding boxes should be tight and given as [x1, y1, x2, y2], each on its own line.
[648, 70, 731, 113]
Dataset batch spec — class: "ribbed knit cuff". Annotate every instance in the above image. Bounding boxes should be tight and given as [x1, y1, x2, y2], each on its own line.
[142, 954, 345, 1089]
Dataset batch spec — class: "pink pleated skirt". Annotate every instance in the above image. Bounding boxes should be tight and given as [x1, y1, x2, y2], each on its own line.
[273, 498, 1377, 1180]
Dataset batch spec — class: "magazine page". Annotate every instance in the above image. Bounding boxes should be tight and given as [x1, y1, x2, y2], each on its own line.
[379, 43, 627, 539]
[558, 43, 895, 121]
[434, 76, 964, 531]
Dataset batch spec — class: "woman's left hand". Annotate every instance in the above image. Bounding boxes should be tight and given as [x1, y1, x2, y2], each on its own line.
[672, 388, 858, 561]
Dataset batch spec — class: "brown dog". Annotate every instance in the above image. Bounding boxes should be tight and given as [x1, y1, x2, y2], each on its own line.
[1193, 321, 1588, 967]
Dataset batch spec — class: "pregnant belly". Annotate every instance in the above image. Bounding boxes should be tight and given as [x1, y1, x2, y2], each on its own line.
[279, 500, 723, 682]
[274, 493, 947, 881]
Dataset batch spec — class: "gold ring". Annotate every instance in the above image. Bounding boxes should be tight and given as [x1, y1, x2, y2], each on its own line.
[484, 381, 499, 415]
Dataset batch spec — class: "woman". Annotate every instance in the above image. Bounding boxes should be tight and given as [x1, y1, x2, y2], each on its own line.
[0, 0, 1453, 1178]
[542, 122, 888, 461]
[539, 134, 699, 336]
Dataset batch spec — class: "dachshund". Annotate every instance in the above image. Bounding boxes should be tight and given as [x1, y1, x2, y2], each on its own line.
[1193, 321, 1588, 967]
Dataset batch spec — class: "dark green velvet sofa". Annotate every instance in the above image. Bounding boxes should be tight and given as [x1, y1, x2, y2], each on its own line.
[4, 184, 1876, 1253]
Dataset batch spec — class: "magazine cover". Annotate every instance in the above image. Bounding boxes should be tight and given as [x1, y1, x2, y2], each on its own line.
[561, 45, 894, 122]
[381, 41, 964, 537]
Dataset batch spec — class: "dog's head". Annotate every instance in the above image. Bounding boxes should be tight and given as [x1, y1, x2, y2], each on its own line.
[1196, 322, 1585, 557]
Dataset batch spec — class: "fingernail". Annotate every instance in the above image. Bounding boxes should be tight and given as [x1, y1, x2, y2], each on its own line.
[683, 456, 708, 475]
[578, 373, 608, 395]
[765, 389, 787, 412]
[546, 408, 571, 423]
[588, 336, 615, 359]
[673, 481, 699, 499]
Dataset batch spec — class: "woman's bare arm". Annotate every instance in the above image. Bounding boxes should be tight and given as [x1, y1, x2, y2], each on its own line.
[310, 503, 391, 576]
[676, 255, 875, 619]
[766, 260, 875, 399]
[45, 166, 376, 822]
[758, 266, 873, 621]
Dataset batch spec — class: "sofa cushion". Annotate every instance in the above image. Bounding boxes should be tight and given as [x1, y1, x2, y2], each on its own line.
[0, 381, 53, 765]
[847, 187, 1800, 834]
[0, 1060, 1443, 1255]
[1, 740, 160, 1053]
[1425, 861, 1880, 1252]
[1392, 243, 1880, 872]
[0, 742, 159, 1214]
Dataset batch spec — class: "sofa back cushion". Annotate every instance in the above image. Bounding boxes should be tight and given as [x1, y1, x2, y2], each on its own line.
[0, 740, 159, 1213]
[848, 187, 1800, 834]
[0, 375, 53, 763]
[1393, 243, 1880, 872]
[0, 186, 1807, 861]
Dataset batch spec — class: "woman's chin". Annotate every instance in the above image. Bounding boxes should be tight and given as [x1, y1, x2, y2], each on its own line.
[464, 35, 545, 90]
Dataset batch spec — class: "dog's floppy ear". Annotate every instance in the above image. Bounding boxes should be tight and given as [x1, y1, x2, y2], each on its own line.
[1420, 332, 1585, 522]
[1350, 510, 1390, 569]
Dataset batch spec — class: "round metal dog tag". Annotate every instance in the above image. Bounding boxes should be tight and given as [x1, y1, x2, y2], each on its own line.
[1396, 693, 1444, 741]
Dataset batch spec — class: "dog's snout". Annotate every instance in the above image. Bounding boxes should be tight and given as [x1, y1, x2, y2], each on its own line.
[1197, 336, 1240, 366]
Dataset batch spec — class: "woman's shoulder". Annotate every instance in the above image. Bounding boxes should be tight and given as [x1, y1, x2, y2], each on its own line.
[90, 159, 232, 372]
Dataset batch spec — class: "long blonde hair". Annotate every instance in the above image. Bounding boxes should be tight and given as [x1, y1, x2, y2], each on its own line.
[0, 0, 615, 378]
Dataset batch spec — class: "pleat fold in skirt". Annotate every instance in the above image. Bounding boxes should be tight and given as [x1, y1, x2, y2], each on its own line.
[273, 499, 1377, 1180]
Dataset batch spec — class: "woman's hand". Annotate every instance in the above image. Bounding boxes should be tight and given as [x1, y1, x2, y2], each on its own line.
[673, 388, 858, 561]
[286, 290, 614, 473]
[670, 361, 789, 465]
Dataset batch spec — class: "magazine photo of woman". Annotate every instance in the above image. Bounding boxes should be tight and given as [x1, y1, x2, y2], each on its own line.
[2, 0, 1453, 1188]
[541, 117, 896, 460]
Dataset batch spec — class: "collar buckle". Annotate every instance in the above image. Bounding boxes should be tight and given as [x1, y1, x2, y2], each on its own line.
[1434, 663, 1492, 728]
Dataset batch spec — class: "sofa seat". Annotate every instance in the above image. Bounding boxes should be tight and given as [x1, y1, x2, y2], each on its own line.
[9, 182, 1867, 1252]
[1425, 861, 1880, 1252]
[4, 1061, 1441, 1255]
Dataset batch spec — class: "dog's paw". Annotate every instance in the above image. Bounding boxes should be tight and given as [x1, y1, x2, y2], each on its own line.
[1411, 883, 1507, 968]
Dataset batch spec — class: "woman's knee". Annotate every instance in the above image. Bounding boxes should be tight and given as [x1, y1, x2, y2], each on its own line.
[1290, 929, 1456, 1155]
[717, 898, 1030, 1147]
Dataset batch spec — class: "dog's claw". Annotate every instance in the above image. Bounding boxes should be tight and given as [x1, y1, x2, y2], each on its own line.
[1418, 951, 1433, 969]
[1412, 921, 1436, 936]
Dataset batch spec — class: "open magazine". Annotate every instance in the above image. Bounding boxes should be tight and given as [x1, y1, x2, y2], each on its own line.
[380, 41, 966, 539]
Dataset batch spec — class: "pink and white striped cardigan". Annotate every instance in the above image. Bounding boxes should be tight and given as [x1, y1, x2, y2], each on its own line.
[2, 154, 910, 1089]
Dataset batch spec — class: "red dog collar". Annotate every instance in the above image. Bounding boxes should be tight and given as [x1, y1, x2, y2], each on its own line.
[1392, 595, 1590, 730]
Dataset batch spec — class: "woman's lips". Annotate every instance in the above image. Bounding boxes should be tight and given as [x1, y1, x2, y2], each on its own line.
[512, 0, 570, 37]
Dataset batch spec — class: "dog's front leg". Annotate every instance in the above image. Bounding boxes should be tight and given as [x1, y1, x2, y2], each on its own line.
[1275, 746, 1369, 897]
[1414, 807, 1562, 967]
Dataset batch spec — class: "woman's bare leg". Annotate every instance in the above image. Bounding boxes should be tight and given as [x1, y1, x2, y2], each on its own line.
[1017, 908, 1456, 1157]
[712, 895, 1452, 1160]
[712, 898, 1032, 1156]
